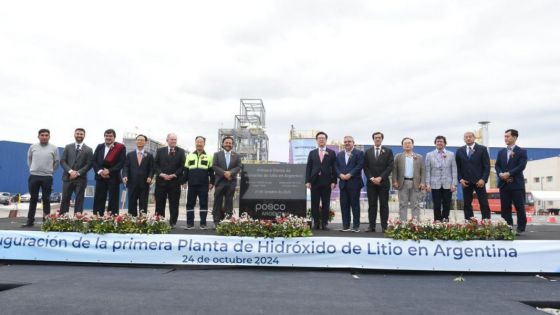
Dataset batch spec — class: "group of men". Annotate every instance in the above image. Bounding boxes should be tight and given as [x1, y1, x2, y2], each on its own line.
[22, 127, 529, 235]
[305, 129, 528, 234]
[22, 128, 241, 229]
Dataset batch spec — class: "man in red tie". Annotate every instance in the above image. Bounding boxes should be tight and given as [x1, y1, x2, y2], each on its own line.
[122, 134, 154, 216]
[92, 129, 126, 216]
[305, 132, 337, 230]
[154, 133, 186, 227]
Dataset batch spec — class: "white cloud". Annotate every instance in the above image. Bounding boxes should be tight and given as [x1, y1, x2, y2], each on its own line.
[0, 1, 559, 161]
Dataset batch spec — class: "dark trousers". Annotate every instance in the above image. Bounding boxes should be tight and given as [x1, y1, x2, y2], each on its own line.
[60, 178, 87, 214]
[500, 188, 527, 232]
[431, 188, 452, 221]
[27, 175, 53, 223]
[187, 185, 209, 226]
[213, 183, 235, 223]
[367, 184, 390, 229]
[128, 183, 150, 217]
[462, 184, 491, 220]
[310, 184, 332, 228]
[155, 180, 181, 225]
[93, 177, 121, 215]
[340, 186, 361, 229]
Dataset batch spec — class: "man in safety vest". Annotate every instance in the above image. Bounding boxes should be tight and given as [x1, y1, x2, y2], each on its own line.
[184, 136, 215, 229]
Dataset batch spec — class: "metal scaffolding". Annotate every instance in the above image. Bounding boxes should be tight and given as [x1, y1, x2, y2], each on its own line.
[218, 99, 269, 162]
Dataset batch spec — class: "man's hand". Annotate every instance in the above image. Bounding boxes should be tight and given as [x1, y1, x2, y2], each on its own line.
[224, 171, 232, 180]
[122, 177, 128, 185]
[331, 183, 336, 190]
[451, 184, 457, 193]
[69, 170, 79, 180]
[426, 184, 432, 192]
[460, 179, 469, 188]
[146, 177, 152, 184]
[305, 183, 311, 189]
[373, 177, 382, 185]
[209, 184, 214, 190]
[476, 179, 486, 188]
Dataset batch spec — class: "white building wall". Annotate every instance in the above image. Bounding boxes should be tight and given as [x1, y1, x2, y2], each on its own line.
[525, 157, 560, 210]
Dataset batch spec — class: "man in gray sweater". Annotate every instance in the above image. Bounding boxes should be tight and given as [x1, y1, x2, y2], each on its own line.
[22, 129, 60, 227]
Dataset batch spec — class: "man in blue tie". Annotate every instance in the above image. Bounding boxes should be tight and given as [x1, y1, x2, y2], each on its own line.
[335, 136, 364, 232]
[455, 131, 491, 220]
[212, 136, 241, 226]
[495, 129, 528, 234]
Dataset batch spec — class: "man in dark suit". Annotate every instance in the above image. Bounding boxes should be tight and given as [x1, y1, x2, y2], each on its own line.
[154, 133, 186, 227]
[212, 136, 241, 226]
[60, 128, 93, 214]
[306, 131, 337, 230]
[363, 131, 394, 232]
[335, 136, 364, 232]
[495, 129, 528, 234]
[455, 131, 491, 220]
[92, 129, 126, 216]
[122, 134, 154, 216]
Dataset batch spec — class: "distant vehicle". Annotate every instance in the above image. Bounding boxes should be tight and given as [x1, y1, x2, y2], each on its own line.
[20, 193, 32, 202]
[472, 188, 535, 214]
[50, 192, 62, 203]
[0, 192, 11, 205]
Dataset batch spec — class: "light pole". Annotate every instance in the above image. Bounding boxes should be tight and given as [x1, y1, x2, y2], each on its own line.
[478, 121, 491, 189]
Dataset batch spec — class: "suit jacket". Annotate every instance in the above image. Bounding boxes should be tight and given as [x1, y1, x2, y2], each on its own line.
[92, 142, 126, 181]
[305, 148, 337, 186]
[123, 150, 155, 188]
[363, 146, 394, 187]
[335, 148, 364, 190]
[212, 150, 242, 187]
[154, 147, 186, 185]
[60, 143, 93, 181]
[455, 143, 490, 184]
[392, 152, 425, 189]
[425, 149, 457, 189]
[495, 145, 527, 190]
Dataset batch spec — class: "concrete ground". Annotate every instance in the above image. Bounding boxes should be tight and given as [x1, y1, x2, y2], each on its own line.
[0, 265, 559, 315]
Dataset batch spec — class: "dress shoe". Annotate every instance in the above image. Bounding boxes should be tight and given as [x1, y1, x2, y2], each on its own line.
[21, 222, 34, 228]
[321, 226, 330, 231]
[366, 227, 376, 232]
[339, 227, 351, 232]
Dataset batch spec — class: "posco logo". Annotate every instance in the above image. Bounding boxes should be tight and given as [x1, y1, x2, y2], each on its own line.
[255, 203, 286, 211]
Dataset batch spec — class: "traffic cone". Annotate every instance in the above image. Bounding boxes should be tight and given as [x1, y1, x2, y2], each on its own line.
[547, 215, 558, 224]
[526, 215, 534, 223]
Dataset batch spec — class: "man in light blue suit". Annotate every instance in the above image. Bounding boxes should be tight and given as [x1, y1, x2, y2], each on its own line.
[336, 136, 365, 232]
[425, 136, 457, 221]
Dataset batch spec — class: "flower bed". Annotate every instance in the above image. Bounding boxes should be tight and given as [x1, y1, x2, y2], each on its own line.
[385, 218, 516, 241]
[41, 212, 172, 234]
[216, 213, 312, 238]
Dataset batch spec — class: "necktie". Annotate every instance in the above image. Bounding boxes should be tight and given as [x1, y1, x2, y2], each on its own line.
[375, 147, 380, 158]
[137, 151, 143, 165]
[507, 147, 512, 163]
[319, 149, 325, 162]
[467, 146, 473, 158]
[76, 144, 81, 153]
[170, 148, 175, 156]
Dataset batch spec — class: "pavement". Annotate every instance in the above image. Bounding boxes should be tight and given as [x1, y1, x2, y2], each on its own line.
[0, 265, 559, 315]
